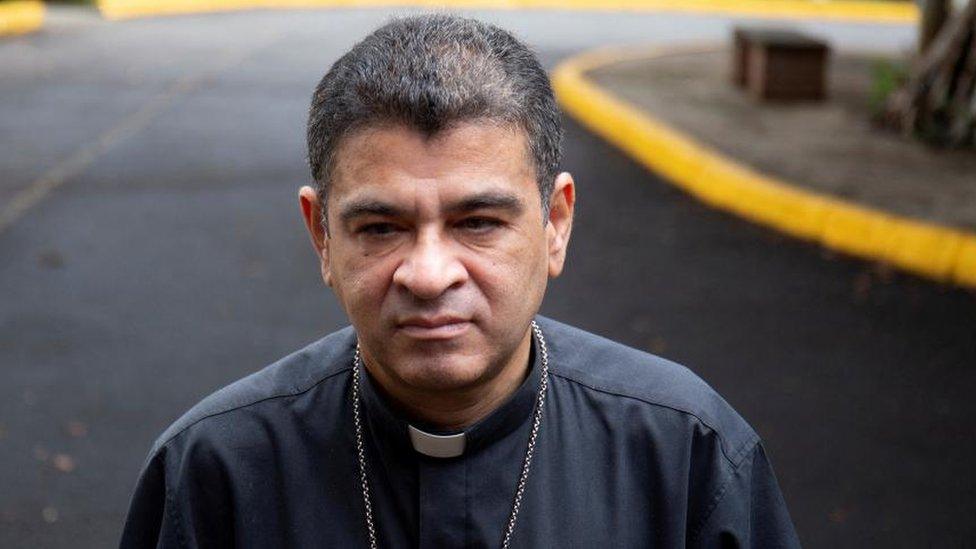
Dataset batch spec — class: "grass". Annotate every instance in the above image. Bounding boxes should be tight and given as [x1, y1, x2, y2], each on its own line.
[869, 57, 909, 115]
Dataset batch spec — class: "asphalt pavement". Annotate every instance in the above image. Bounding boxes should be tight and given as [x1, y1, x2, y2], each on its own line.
[2, 6, 973, 548]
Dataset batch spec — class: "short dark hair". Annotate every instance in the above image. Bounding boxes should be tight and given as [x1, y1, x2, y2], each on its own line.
[306, 13, 563, 229]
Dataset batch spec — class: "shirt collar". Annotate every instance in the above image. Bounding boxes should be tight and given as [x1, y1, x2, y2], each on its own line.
[357, 324, 543, 459]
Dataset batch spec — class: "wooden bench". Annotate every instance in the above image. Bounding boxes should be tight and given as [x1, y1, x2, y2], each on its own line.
[732, 27, 830, 101]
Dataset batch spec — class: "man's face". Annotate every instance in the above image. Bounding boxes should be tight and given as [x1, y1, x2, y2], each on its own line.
[300, 122, 573, 395]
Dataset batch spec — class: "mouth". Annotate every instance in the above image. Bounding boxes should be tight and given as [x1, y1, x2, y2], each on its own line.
[396, 316, 471, 340]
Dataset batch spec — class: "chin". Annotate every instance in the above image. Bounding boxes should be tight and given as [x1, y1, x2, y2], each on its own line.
[394, 354, 492, 393]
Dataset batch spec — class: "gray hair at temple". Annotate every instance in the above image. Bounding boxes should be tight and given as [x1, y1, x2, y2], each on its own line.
[305, 13, 563, 231]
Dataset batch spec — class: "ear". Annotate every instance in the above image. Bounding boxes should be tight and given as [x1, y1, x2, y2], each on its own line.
[299, 185, 333, 287]
[546, 172, 575, 278]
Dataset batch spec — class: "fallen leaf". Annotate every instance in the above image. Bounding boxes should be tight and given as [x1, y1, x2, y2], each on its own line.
[51, 454, 76, 473]
[41, 507, 58, 524]
[873, 261, 894, 283]
[628, 316, 653, 334]
[649, 336, 668, 355]
[37, 250, 64, 269]
[853, 271, 872, 302]
[32, 446, 50, 462]
[65, 421, 88, 438]
[828, 506, 852, 524]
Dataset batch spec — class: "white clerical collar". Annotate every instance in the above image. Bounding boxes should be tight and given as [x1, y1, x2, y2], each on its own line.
[408, 425, 466, 458]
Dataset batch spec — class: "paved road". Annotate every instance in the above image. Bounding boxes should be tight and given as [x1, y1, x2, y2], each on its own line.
[3, 6, 974, 548]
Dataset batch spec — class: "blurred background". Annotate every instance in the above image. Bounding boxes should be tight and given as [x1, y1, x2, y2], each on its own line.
[1, 0, 974, 547]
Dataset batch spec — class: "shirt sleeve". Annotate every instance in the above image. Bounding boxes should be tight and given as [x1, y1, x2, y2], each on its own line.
[689, 442, 801, 548]
[119, 435, 236, 548]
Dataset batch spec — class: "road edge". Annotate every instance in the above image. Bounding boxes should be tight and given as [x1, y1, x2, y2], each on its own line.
[95, 0, 917, 23]
[0, 0, 44, 36]
[551, 46, 976, 289]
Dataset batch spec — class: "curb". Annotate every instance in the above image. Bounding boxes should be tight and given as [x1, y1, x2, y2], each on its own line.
[551, 46, 976, 289]
[96, 0, 917, 22]
[0, 0, 44, 36]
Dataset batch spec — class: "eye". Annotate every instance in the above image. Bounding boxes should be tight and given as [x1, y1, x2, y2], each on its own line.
[456, 217, 502, 233]
[357, 223, 401, 237]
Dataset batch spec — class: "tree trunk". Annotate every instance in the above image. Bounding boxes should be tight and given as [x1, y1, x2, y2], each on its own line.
[920, 0, 951, 53]
[885, 0, 976, 147]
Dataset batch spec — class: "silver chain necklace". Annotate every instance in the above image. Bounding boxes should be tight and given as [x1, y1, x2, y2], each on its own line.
[351, 320, 550, 549]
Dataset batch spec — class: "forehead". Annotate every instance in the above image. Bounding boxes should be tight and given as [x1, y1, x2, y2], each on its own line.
[329, 121, 536, 204]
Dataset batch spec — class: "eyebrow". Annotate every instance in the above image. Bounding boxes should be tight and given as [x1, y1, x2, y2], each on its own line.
[338, 191, 525, 225]
[445, 192, 524, 216]
[338, 199, 406, 225]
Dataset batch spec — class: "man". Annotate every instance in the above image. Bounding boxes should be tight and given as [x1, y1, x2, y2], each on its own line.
[120, 13, 799, 548]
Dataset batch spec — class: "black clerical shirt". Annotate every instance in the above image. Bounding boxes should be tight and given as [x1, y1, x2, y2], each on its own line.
[120, 316, 800, 548]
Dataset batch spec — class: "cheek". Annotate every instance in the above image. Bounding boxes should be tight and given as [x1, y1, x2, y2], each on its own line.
[332, 253, 398, 318]
[468, 236, 548, 305]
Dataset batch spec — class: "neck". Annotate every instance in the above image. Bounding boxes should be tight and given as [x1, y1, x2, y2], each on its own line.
[362, 329, 533, 431]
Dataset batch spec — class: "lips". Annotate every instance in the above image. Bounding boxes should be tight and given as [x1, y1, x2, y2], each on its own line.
[396, 316, 471, 340]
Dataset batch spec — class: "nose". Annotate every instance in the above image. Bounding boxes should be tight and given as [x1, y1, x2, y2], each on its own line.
[392, 229, 468, 300]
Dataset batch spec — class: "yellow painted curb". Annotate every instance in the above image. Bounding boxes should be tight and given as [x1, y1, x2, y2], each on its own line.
[97, 0, 917, 23]
[552, 46, 976, 289]
[0, 0, 44, 36]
